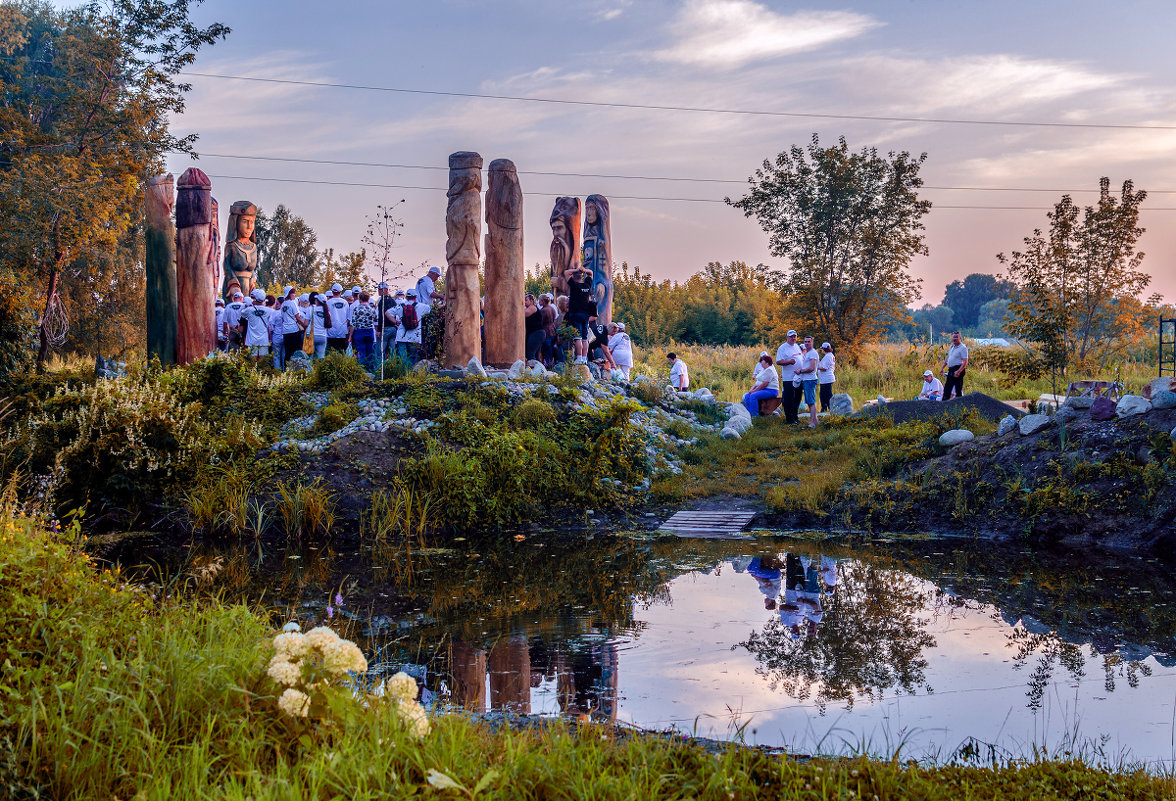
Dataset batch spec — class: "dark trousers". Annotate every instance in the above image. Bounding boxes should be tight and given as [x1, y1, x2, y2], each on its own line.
[819, 383, 833, 412]
[283, 332, 304, 361]
[945, 366, 965, 400]
[326, 337, 348, 353]
[525, 330, 546, 362]
[783, 383, 801, 423]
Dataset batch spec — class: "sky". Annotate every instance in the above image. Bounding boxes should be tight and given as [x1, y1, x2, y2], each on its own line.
[147, 0, 1176, 304]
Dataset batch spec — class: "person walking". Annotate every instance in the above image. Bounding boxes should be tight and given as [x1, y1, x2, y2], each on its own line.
[941, 331, 969, 400]
[279, 286, 306, 364]
[324, 285, 350, 354]
[775, 330, 803, 424]
[797, 336, 820, 428]
[349, 291, 378, 366]
[743, 353, 780, 416]
[817, 342, 836, 412]
[668, 352, 689, 392]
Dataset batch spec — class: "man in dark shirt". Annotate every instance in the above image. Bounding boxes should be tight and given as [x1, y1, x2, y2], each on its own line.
[586, 316, 615, 371]
[376, 282, 399, 365]
[566, 268, 596, 364]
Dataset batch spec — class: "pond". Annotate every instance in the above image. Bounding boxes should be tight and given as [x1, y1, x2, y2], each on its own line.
[107, 532, 1176, 768]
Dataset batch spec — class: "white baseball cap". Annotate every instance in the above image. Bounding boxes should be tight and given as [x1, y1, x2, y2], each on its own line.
[298, 293, 309, 303]
[215, 297, 225, 305]
[331, 283, 342, 293]
[923, 369, 934, 377]
[406, 288, 417, 298]
[617, 323, 625, 331]
[282, 285, 294, 297]
[232, 291, 244, 299]
[428, 266, 441, 276]
[250, 289, 265, 301]
[351, 285, 361, 294]
[786, 329, 797, 337]
[821, 342, 831, 349]
[342, 290, 353, 299]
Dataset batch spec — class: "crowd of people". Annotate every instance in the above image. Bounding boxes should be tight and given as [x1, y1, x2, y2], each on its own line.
[214, 265, 637, 377]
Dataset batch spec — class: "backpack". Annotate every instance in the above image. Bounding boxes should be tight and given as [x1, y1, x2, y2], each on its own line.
[402, 303, 419, 330]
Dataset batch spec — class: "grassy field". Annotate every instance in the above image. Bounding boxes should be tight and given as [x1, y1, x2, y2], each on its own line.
[630, 342, 1159, 404]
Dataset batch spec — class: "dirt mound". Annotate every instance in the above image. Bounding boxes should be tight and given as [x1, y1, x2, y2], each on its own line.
[859, 392, 1022, 425]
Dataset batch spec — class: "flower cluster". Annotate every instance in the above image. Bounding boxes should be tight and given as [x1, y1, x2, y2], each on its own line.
[378, 671, 430, 738]
[267, 624, 367, 719]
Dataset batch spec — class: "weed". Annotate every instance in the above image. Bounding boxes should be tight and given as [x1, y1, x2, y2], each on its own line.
[362, 481, 431, 542]
[275, 477, 337, 537]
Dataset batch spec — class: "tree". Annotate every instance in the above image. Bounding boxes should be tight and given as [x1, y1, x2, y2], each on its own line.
[975, 298, 1011, 338]
[728, 134, 930, 364]
[942, 273, 1013, 329]
[316, 248, 368, 292]
[361, 201, 406, 289]
[910, 304, 954, 339]
[999, 178, 1149, 376]
[0, 0, 228, 369]
[256, 204, 320, 288]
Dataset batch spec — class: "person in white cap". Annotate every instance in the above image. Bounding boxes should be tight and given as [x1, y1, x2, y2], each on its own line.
[241, 288, 273, 359]
[375, 281, 399, 364]
[324, 286, 350, 353]
[416, 266, 441, 306]
[918, 369, 944, 401]
[775, 329, 803, 424]
[817, 342, 836, 412]
[394, 288, 430, 363]
[797, 335, 820, 428]
[279, 286, 306, 363]
[214, 298, 227, 351]
[223, 291, 247, 351]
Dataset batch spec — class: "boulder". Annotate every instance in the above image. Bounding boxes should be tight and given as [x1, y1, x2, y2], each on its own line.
[720, 427, 741, 441]
[726, 403, 753, 433]
[526, 359, 545, 371]
[527, 364, 547, 379]
[587, 363, 602, 380]
[830, 393, 854, 415]
[939, 429, 975, 447]
[997, 415, 1017, 436]
[1152, 390, 1176, 410]
[412, 359, 433, 374]
[1090, 396, 1117, 421]
[1018, 413, 1051, 436]
[1063, 395, 1094, 410]
[507, 359, 526, 380]
[466, 357, 488, 378]
[1116, 394, 1152, 417]
[664, 384, 677, 397]
[694, 388, 715, 403]
[286, 351, 312, 372]
[1053, 406, 1078, 426]
[1144, 377, 1176, 400]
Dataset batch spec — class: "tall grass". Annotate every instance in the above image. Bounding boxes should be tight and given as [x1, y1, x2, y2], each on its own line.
[275, 477, 337, 537]
[362, 481, 431, 542]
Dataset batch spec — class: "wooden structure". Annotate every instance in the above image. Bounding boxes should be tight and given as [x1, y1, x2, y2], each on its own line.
[758, 396, 783, 415]
[1160, 318, 1176, 377]
[483, 159, 524, 367]
[1063, 380, 1122, 402]
[444, 152, 483, 368]
[144, 174, 177, 366]
[660, 510, 757, 538]
[175, 168, 219, 365]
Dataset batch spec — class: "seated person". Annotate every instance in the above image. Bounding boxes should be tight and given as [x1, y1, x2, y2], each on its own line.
[742, 354, 780, 415]
[917, 369, 943, 401]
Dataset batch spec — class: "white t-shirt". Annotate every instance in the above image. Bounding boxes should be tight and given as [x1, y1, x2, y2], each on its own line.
[947, 343, 969, 368]
[223, 301, 246, 332]
[754, 364, 780, 392]
[241, 305, 272, 347]
[396, 302, 431, 344]
[215, 306, 225, 337]
[818, 352, 836, 384]
[775, 341, 803, 381]
[310, 305, 329, 339]
[798, 348, 819, 381]
[669, 359, 689, 390]
[608, 333, 633, 367]
[279, 299, 303, 335]
[919, 377, 944, 399]
[416, 274, 436, 304]
[324, 296, 350, 338]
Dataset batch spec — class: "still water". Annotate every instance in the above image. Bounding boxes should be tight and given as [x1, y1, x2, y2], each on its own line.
[111, 533, 1176, 767]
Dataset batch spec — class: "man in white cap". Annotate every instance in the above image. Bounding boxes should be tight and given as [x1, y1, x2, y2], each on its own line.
[775, 330, 803, 424]
[395, 288, 430, 364]
[223, 291, 247, 351]
[214, 298, 227, 351]
[918, 369, 944, 401]
[416, 265, 441, 305]
[375, 281, 398, 364]
[241, 288, 273, 360]
[324, 285, 350, 353]
[279, 285, 306, 363]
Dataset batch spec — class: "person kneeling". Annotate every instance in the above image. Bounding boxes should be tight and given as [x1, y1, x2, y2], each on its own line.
[743, 354, 780, 415]
[917, 369, 943, 401]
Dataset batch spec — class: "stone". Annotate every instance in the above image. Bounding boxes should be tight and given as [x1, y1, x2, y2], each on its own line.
[174, 168, 219, 365]
[1116, 394, 1152, 417]
[286, 351, 312, 372]
[506, 359, 525, 380]
[465, 357, 488, 378]
[1090, 396, 1117, 421]
[938, 429, 975, 447]
[1152, 390, 1176, 410]
[727, 415, 752, 434]
[412, 360, 432, 374]
[1171, 426, 1176, 439]
[830, 393, 854, 415]
[145, 173, 177, 366]
[694, 388, 714, 403]
[221, 200, 258, 298]
[483, 159, 525, 367]
[571, 363, 592, 383]
[1053, 407, 1078, 425]
[444, 152, 483, 368]
[1144, 377, 1176, 400]
[720, 427, 741, 440]
[1063, 395, 1094, 409]
[1018, 414, 1051, 436]
[587, 363, 602, 380]
[997, 415, 1016, 436]
[581, 194, 613, 323]
[876, 394, 888, 405]
[526, 359, 545, 370]
[527, 364, 547, 379]
[548, 197, 582, 297]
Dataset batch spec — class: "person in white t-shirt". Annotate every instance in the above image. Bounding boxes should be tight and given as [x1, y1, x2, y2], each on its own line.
[775, 329, 803, 424]
[279, 286, 307, 362]
[214, 298, 227, 351]
[394, 288, 431, 363]
[324, 285, 351, 353]
[416, 266, 441, 305]
[240, 289, 273, 358]
[606, 322, 633, 379]
[817, 342, 836, 412]
[222, 292, 247, 350]
[941, 330, 969, 400]
[667, 352, 689, 392]
[918, 369, 944, 401]
[797, 336, 821, 428]
[743, 353, 780, 415]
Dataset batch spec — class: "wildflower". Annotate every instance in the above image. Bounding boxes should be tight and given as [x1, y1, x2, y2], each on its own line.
[335, 592, 343, 606]
[306, 625, 340, 650]
[277, 688, 311, 718]
[273, 631, 310, 659]
[282, 621, 302, 633]
[326, 606, 334, 620]
[321, 639, 367, 675]
[396, 699, 430, 738]
[267, 656, 303, 686]
[384, 672, 418, 704]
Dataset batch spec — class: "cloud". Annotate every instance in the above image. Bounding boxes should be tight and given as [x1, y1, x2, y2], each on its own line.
[655, 0, 880, 69]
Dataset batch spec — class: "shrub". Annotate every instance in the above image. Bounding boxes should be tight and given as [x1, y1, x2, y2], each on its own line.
[627, 378, 664, 406]
[309, 352, 369, 392]
[313, 400, 359, 436]
[275, 478, 337, 537]
[511, 398, 558, 430]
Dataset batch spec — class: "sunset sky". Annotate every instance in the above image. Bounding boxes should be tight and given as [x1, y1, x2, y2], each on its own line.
[156, 0, 1176, 305]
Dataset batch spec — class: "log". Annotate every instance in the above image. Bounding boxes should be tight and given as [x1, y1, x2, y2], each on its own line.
[483, 158, 524, 367]
[175, 168, 218, 365]
[144, 174, 177, 366]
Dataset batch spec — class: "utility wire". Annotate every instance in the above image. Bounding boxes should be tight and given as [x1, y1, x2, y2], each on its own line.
[183, 71, 1176, 132]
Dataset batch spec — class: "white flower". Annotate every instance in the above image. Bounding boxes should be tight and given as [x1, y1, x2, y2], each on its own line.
[321, 639, 367, 675]
[267, 656, 303, 686]
[306, 626, 340, 651]
[282, 621, 302, 633]
[396, 699, 430, 738]
[277, 688, 310, 718]
[273, 632, 310, 659]
[384, 672, 418, 704]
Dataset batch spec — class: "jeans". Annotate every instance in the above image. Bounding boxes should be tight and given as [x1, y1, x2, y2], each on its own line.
[743, 388, 778, 416]
[819, 382, 833, 412]
[379, 329, 397, 362]
[945, 366, 965, 399]
[313, 338, 327, 358]
[326, 336, 348, 353]
[352, 328, 375, 365]
[801, 380, 817, 407]
[396, 342, 419, 364]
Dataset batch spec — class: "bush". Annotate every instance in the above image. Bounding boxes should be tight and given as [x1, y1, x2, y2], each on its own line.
[309, 352, 369, 392]
[313, 400, 359, 436]
[275, 477, 337, 537]
[511, 398, 558, 430]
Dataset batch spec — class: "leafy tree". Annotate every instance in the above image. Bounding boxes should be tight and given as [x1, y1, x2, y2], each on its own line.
[0, 0, 228, 370]
[942, 273, 1013, 329]
[999, 178, 1150, 376]
[728, 134, 930, 364]
[256, 204, 319, 288]
[975, 298, 1011, 338]
[910, 304, 954, 339]
[316, 248, 368, 292]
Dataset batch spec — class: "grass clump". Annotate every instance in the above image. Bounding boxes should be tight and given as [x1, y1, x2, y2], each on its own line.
[308, 351, 369, 392]
[275, 477, 337, 537]
[511, 397, 558, 429]
[362, 481, 431, 541]
[313, 399, 359, 436]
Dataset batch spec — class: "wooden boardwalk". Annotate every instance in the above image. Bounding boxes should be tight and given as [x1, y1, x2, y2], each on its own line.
[660, 510, 757, 538]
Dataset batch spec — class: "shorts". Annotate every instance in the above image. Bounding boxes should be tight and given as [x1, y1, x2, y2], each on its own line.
[567, 312, 590, 339]
[802, 380, 817, 406]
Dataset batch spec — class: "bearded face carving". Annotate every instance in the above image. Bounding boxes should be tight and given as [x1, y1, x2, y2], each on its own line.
[548, 196, 581, 297]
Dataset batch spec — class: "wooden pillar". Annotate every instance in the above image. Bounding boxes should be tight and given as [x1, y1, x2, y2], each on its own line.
[483, 159, 524, 367]
[444, 152, 483, 369]
[488, 636, 531, 714]
[175, 168, 218, 365]
[144, 174, 177, 366]
[449, 641, 487, 713]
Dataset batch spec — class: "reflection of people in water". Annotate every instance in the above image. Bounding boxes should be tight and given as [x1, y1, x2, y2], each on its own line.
[775, 554, 838, 639]
[747, 554, 784, 609]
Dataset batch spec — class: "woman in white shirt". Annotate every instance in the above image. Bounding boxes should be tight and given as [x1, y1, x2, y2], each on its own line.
[742, 354, 780, 416]
[606, 322, 633, 380]
[279, 286, 307, 363]
[817, 342, 836, 412]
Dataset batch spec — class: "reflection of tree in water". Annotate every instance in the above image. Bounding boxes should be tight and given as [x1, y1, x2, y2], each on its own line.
[1007, 628, 1153, 711]
[739, 561, 936, 711]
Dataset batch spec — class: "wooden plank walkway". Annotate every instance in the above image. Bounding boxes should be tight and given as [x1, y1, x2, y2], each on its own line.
[660, 510, 757, 538]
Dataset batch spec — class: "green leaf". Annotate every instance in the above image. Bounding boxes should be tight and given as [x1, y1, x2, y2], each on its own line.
[426, 769, 466, 793]
[472, 769, 500, 797]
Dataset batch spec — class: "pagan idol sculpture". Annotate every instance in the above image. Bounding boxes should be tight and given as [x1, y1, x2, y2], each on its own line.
[144, 174, 177, 366]
[222, 200, 258, 298]
[483, 158, 524, 367]
[444, 151, 483, 368]
[175, 167, 219, 364]
[582, 194, 612, 324]
[548, 196, 581, 297]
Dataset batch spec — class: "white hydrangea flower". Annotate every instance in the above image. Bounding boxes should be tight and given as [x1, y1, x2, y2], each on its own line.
[277, 688, 311, 718]
[396, 699, 430, 738]
[385, 672, 418, 704]
[306, 626, 340, 651]
[273, 632, 310, 659]
[282, 621, 302, 633]
[267, 656, 303, 686]
[321, 639, 367, 675]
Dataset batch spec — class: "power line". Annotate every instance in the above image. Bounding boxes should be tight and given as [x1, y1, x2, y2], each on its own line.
[198, 173, 1176, 210]
[183, 71, 1176, 132]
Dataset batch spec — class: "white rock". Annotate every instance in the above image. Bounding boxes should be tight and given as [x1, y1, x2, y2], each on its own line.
[997, 415, 1016, 436]
[507, 360, 526, 380]
[720, 427, 741, 440]
[528, 364, 547, 378]
[1018, 413, 1051, 436]
[727, 415, 753, 434]
[1116, 394, 1151, 417]
[1152, 390, 1176, 410]
[664, 384, 677, 397]
[1144, 377, 1176, 400]
[694, 388, 714, 403]
[939, 429, 974, 447]
[829, 393, 854, 415]
[1063, 395, 1094, 409]
[466, 357, 488, 377]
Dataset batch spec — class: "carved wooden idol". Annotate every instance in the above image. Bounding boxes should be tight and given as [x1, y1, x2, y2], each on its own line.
[145, 173, 177, 366]
[444, 151, 483, 368]
[548, 196, 581, 297]
[222, 200, 258, 298]
[582, 194, 613, 324]
[175, 167, 218, 364]
[483, 158, 524, 367]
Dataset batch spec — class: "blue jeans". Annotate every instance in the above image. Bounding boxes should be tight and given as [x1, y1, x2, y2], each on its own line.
[396, 342, 419, 363]
[352, 328, 375, 365]
[378, 328, 396, 361]
[801, 380, 817, 407]
[743, 388, 778, 416]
